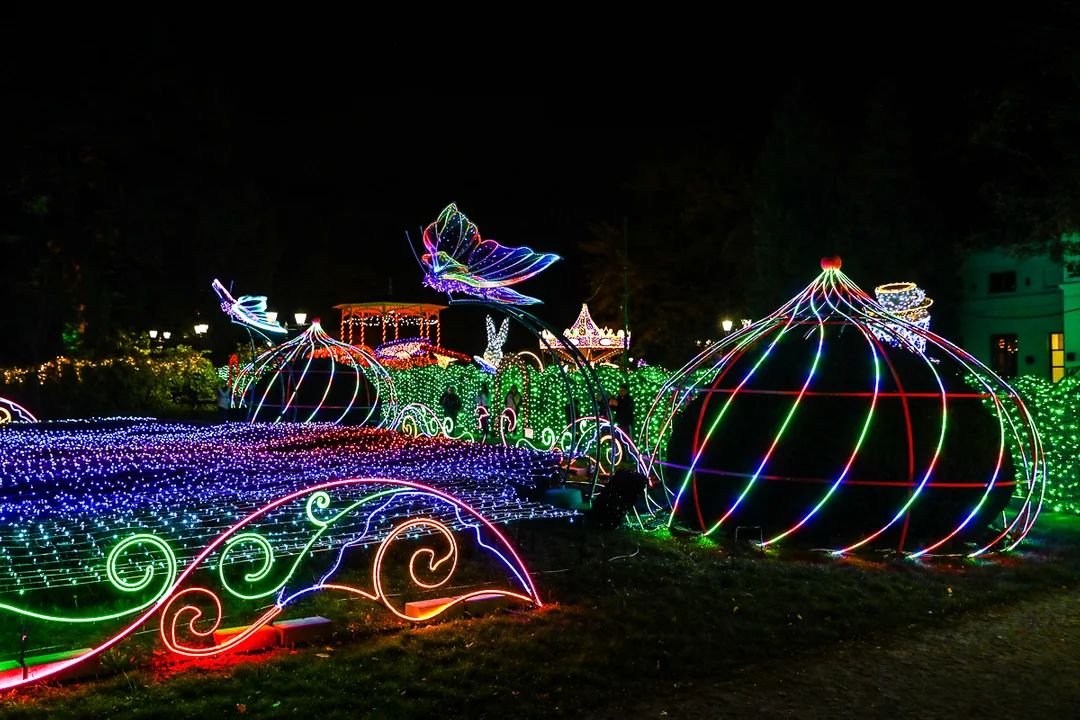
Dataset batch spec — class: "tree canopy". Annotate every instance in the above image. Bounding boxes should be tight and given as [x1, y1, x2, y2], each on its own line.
[580, 22, 1080, 366]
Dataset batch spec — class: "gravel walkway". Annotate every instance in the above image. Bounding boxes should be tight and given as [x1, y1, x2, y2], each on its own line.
[591, 589, 1080, 719]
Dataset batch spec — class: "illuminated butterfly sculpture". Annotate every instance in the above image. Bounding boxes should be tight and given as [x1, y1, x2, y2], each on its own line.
[212, 279, 288, 336]
[413, 203, 560, 305]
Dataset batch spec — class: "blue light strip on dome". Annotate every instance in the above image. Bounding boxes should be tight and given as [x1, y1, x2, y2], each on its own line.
[706, 292, 826, 536]
[763, 275, 881, 545]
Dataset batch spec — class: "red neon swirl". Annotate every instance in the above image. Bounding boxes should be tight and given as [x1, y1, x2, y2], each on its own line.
[159, 588, 283, 657]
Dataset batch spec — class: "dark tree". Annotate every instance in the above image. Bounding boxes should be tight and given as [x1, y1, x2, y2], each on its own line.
[964, 35, 1080, 269]
[581, 143, 752, 367]
[0, 63, 286, 365]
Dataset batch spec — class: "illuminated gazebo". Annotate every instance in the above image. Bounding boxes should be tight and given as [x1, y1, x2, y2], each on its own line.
[334, 302, 446, 347]
[539, 304, 630, 364]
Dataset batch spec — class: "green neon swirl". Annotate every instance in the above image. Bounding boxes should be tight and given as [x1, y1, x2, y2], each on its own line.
[219, 488, 402, 601]
[306, 491, 333, 526]
[0, 533, 177, 624]
[218, 533, 279, 600]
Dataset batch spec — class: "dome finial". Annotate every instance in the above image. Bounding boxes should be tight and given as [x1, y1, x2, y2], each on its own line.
[821, 256, 842, 270]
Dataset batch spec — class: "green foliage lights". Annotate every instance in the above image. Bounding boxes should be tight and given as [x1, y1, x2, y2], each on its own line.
[985, 375, 1080, 514]
[387, 360, 684, 460]
[0, 346, 221, 418]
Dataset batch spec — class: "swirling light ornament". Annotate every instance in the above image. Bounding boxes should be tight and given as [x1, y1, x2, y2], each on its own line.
[388, 402, 450, 438]
[872, 282, 933, 353]
[0, 478, 541, 689]
[232, 318, 397, 424]
[0, 396, 37, 423]
[643, 256, 1044, 557]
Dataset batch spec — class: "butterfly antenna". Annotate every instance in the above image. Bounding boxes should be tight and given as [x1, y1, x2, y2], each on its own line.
[405, 231, 425, 271]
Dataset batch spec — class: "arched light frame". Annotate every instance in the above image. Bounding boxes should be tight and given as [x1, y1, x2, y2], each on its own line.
[0, 396, 38, 423]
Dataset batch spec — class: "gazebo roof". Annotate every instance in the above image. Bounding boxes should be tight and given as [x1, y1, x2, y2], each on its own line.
[334, 302, 446, 318]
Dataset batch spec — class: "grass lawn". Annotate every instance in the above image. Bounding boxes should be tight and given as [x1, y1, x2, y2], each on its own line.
[3, 514, 1079, 719]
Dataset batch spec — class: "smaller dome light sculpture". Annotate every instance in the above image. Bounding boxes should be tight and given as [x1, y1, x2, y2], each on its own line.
[233, 318, 397, 424]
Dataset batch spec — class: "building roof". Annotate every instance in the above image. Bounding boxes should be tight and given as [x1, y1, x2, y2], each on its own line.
[334, 302, 447, 317]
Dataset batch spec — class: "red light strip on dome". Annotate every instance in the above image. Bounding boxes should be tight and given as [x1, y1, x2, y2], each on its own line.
[765, 282, 881, 545]
[706, 295, 827, 535]
[694, 389, 992, 399]
[670, 292, 811, 530]
[658, 462, 1017, 488]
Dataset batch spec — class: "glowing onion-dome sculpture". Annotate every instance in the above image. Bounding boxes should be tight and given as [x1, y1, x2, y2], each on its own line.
[643, 256, 1044, 557]
[873, 282, 933, 353]
[0, 396, 37, 423]
[233, 318, 397, 424]
[375, 337, 471, 370]
[539, 304, 630, 364]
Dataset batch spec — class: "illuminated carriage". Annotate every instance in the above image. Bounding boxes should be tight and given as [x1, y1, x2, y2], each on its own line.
[539, 304, 630, 366]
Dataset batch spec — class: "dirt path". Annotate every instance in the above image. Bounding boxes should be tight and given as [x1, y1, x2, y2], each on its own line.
[591, 589, 1080, 719]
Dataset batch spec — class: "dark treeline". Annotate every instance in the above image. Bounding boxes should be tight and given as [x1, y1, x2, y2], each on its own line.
[2, 23, 1079, 368]
[583, 27, 1080, 366]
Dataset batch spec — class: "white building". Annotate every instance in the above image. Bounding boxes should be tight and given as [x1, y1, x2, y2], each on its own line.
[959, 249, 1079, 381]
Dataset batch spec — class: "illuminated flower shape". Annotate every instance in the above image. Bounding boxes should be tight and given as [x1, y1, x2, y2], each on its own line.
[646, 257, 1044, 557]
[234, 319, 398, 424]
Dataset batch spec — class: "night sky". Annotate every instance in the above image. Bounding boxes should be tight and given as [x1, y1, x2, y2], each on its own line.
[1, 45, 771, 356]
[2, 19, 1077, 364]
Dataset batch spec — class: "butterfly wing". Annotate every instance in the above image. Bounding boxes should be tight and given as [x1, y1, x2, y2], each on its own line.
[423, 203, 481, 272]
[235, 295, 288, 333]
[482, 285, 546, 305]
[422, 204, 560, 304]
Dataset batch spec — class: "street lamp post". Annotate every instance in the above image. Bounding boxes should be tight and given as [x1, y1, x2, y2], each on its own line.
[294, 312, 307, 326]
